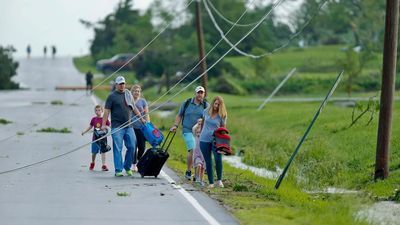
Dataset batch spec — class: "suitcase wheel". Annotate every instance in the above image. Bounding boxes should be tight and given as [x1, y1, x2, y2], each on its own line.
[155, 175, 157, 178]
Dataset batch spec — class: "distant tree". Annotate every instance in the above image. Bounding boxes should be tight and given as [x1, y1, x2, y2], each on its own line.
[89, 0, 153, 61]
[339, 47, 375, 96]
[0, 46, 19, 90]
[293, 0, 385, 48]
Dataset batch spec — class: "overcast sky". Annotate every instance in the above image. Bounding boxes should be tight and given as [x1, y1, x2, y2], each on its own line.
[0, 0, 152, 57]
[0, 0, 302, 58]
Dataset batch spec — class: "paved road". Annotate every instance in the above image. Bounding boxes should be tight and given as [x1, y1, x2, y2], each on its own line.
[0, 57, 239, 225]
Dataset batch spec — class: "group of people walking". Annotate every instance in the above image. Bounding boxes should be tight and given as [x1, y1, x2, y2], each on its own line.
[82, 76, 148, 176]
[26, 44, 57, 58]
[171, 87, 227, 188]
[82, 75, 228, 188]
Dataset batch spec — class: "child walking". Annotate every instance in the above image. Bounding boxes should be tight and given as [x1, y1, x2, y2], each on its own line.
[82, 105, 110, 171]
[192, 118, 205, 186]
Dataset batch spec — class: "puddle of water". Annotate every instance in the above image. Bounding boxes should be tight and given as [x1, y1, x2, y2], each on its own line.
[156, 110, 174, 118]
[356, 201, 400, 225]
[306, 187, 359, 194]
[223, 155, 281, 179]
[224, 156, 359, 195]
[2, 102, 32, 108]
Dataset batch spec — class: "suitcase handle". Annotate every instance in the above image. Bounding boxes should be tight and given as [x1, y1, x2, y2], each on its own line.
[160, 131, 176, 153]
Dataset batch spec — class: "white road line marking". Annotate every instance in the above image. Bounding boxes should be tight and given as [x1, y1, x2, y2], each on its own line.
[160, 170, 221, 225]
[92, 91, 219, 224]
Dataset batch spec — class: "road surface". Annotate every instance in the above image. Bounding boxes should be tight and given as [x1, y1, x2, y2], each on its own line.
[0, 57, 239, 225]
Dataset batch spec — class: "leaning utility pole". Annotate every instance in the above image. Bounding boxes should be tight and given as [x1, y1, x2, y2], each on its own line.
[195, 0, 208, 92]
[375, 0, 399, 180]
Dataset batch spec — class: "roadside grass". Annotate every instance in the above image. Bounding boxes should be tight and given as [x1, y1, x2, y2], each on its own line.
[225, 45, 381, 77]
[73, 55, 97, 74]
[73, 49, 399, 225]
[50, 100, 63, 105]
[37, 127, 71, 133]
[148, 89, 399, 225]
[224, 45, 385, 96]
[0, 118, 12, 125]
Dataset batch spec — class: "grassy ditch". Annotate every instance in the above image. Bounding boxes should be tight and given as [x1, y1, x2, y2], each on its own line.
[73, 49, 399, 224]
[149, 90, 400, 225]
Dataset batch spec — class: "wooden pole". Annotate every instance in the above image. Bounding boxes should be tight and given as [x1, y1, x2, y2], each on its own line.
[375, 0, 399, 180]
[195, 0, 208, 92]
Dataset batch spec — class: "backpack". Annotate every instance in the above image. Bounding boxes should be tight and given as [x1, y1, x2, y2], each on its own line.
[181, 98, 207, 125]
[93, 128, 111, 153]
[140, 122, 164, 148]
[213, 127, 232, 156]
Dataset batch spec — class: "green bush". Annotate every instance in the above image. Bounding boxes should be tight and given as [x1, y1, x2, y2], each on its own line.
[210, 75, 248, 95]
[0, 46, 19, 90]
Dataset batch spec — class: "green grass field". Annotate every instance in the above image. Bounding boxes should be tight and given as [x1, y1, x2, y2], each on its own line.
[73, 45, 399, 225]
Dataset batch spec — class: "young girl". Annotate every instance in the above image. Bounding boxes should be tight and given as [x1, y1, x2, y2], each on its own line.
[82, 105, 110, 171]
[192, 118, 205, 186]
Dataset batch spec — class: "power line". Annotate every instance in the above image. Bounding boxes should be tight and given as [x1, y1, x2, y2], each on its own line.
[257, 68, 296, 111]
[0, 0, 196, 144]
[0, 0, 287, 175]
[205, 0, 259, 27]
[275, 70, 344, 189]
[203, 0, 328, 59]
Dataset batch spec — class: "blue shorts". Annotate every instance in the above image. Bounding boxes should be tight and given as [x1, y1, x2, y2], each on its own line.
[182, 132, 195, 152]
[91, 142, 100, 154]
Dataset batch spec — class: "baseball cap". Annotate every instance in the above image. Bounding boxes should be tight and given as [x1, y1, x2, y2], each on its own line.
[115, 76, 126, 84]
[195, 86, 205, 93]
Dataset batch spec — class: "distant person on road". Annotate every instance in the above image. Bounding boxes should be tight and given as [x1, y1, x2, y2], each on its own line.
[26, 45, 31, 58]
[81, 105, 110, 171]
[43, 46, 47, 57]
[51, 45, 57, 58]
[130, 84, 150, 171]
[170, 86, 208, 181]
[200, 95, 227, 188]
[192, 118, 205, 186]
[85, 70, 93, 94]
[102, 76, 145, 177]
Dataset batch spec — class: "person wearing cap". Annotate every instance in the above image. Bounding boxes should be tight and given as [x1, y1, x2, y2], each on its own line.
[102, 75, 145, 177]
[170, 86, 209, 180]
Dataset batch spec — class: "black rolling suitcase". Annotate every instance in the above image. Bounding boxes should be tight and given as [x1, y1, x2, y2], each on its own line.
[137, 131, 176, 178]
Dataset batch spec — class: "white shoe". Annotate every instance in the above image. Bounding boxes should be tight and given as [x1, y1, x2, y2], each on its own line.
[216, 180, 224, 188]
[208, 184, 215, 188]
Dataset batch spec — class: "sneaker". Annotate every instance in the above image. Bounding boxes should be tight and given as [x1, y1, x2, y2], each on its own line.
[132, 164, 138, 172]
[101, 165, 109, 171]
[115, 172, 123, 177]
[208, 184, 215, 188]
[89, 162, 95, 171]
[216, 180, 224, 188]
[125, 169, 133, 176]
[195, 180, 205, 187]
[185, 171, 192, 180]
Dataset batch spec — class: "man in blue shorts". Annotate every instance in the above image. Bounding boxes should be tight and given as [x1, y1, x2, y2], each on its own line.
[170, 86, 209, 180]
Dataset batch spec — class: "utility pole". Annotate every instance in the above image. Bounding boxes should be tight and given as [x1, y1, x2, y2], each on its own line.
[375, 0, 399, 180]
[195, 0, 208, 92]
